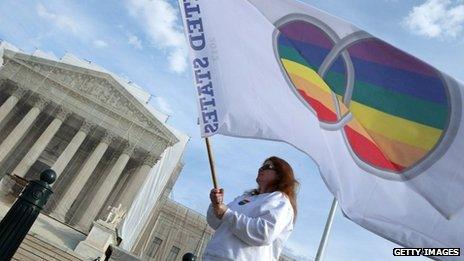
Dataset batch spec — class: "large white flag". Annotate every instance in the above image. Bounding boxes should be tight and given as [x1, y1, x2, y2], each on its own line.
[179, 0, 464, 253]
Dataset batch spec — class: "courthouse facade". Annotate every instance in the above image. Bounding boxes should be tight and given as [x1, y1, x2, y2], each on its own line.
[0, 42, 215, 261]
[0, 45, 177, 232]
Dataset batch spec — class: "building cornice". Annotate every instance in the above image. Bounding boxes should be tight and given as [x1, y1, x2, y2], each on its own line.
[0, 50, 179, 154]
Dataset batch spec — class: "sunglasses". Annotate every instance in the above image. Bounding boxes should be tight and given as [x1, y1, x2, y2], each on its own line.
[259, 163, 276, 172]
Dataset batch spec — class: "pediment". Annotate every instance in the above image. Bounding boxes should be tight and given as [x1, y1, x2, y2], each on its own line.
[1, 50, 178, 147]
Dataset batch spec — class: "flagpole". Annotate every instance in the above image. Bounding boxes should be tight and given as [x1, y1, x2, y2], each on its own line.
[315, 198, 338, 261]
[204, 137, 219, 189]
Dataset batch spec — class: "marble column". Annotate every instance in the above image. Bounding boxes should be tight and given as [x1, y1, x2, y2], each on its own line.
[118, 153, 159, 212]
[54, 131, 115, 221]
[13, 107, 71, 178]
[51, 121, 94, 179]
[0, 97, 47, 165]
[77, 143, 134, 229]
[0, 87, 25, 126]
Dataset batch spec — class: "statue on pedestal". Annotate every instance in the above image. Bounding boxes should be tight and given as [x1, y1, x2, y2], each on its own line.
[104, 204, 126, 228]
[75, 204, 127, 260]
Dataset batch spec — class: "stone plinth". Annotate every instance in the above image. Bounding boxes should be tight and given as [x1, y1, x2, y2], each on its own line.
[74, 220, 117, 260]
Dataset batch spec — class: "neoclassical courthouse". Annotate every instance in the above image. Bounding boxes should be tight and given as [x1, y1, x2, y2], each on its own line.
[0, 42, 213, 260]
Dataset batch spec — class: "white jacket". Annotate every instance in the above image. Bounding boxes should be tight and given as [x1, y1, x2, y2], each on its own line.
[203, 191, 294, 261]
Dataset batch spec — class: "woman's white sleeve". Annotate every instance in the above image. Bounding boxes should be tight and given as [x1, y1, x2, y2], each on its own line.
[206, 203, 223, 229]
[221, 199, 293, 246]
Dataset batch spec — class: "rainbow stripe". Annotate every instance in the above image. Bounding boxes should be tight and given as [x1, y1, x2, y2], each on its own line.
[278, 21, 345, 123]
[277, 21, 450, 172]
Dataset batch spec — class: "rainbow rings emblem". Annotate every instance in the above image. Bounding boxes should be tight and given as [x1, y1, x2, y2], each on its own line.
[274, 15, 461, 179]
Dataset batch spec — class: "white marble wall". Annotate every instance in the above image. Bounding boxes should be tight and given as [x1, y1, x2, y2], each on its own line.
[129, 166, 214, 261]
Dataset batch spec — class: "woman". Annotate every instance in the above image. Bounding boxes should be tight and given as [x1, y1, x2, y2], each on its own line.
[203, 156, 299, 261]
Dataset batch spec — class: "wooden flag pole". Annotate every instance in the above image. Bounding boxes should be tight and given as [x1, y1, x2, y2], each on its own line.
[315, 198, 338, 261]
[204, 137, 219, 189]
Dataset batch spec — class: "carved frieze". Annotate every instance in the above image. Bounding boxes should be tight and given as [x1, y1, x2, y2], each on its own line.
[15, 59, 162, 133]
[1, 53, 177, 152]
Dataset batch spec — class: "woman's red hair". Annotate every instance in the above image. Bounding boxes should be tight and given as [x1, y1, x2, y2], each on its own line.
[266, 156, 299, 220]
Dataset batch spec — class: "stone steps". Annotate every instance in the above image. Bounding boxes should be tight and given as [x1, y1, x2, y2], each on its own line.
[12, 234, 83, 261]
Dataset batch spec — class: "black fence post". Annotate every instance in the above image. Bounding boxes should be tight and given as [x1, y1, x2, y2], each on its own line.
[182, 253, 196, 261]
[0, 169, 56, 260]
